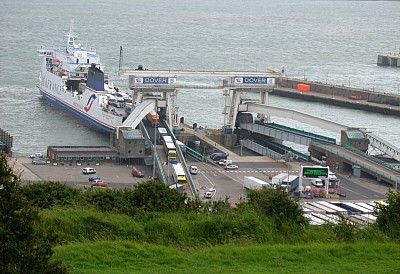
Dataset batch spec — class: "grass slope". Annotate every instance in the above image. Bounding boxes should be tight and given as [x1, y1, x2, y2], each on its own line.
[53, 241, 400, 274]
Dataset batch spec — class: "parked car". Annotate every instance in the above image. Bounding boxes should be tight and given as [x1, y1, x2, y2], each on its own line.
[32, 158, 47, 165]
[88, 176, 101, 182]
[30, 152, 43, 158]
[304, 191, 314, 199]
[218, 159, 233, 166]
[91, 181, 108, 188]
[204, 191, 213, 199]
[132, 167, 145, 178]
[225, 164, 239, 170]
[82, 167, 96, 174]
[190, 165, 198, 175]
[311, 179, 323, 187]
[210, 152, 227, 160]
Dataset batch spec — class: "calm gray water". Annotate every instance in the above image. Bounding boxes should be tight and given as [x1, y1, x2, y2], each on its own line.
[1, 0, 399, 156]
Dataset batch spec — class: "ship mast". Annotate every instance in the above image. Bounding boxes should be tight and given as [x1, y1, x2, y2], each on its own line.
[118, 46, 123, 75]
[65, 19, 76, 54]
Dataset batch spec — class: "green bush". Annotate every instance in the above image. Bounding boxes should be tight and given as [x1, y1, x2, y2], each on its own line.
[21, 181, 81, 209]
[375, 189, 400, 241]
[246, 189, 308, 231]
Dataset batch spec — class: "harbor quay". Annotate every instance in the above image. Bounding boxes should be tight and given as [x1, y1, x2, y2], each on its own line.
[7, 128, 389, 205]
[276, 77, 400, 117]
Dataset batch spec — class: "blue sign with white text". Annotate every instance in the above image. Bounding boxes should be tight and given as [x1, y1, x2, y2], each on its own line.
[143, 77, 169, 84]
[243, 77, 268, 84]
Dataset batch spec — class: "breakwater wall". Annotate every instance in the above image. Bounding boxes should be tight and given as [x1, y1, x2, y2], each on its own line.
[273, 78, 400, 117]
[278, 77, 400, 106]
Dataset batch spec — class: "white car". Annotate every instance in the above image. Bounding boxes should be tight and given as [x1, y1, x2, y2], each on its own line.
[82, 167, 96, 174]
[30, 152, 43, 158]
[225, 164, 239, 170]
[218, 159, 233, 166]
[311, 179, 323, 187]
[204, 191, 213, 199]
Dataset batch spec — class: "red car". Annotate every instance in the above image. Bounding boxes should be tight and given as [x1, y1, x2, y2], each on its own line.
[91, 181, 108, 188]
[132, 167, 145, 178]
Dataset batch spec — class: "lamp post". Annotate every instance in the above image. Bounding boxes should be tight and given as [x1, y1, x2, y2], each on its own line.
[282, 151, 294, 192]
[152, 99, 158, 179]
[373, 80, 375, 92]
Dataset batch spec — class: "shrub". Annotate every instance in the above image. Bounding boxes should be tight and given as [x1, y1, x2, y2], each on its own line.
[375, 189, 400, 241]
[21, 181, 81, 209]
[246, 189, 308, 230]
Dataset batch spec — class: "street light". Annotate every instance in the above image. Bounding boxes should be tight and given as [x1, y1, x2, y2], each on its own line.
[152, 99, 158, 179]
[282, 151, 294, 192]
[373, 80, 375, 92]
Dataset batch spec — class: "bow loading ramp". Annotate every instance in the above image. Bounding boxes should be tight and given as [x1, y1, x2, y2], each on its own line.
[364, 131, 400, 164]
[116, 99, 156, 139]
[246, 104, 349, 133]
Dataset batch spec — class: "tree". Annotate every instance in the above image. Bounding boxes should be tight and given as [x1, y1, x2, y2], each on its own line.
[246, 189, 308, 229]
[0, 155, 67, 273]
[20, 181, 81, 209]
[375, 189, 400, 241]
[129, 180, 187, 213]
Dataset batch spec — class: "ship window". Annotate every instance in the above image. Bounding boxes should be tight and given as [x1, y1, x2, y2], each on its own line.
[128, 150, 131, 154]
[88, 157, 92, 160]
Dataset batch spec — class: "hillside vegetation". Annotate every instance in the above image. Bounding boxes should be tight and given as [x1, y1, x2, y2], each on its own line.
[2, 155, 400, 273]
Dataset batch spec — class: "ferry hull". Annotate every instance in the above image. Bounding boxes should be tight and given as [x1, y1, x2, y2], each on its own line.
[39, 88, 114, 134]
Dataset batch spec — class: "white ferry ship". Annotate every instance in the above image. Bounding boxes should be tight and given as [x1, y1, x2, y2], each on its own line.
[37, 25, 130, 133]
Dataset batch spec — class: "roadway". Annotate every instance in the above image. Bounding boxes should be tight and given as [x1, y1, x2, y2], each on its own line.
[10, 154, 388, 204]
[184, 154, 388, 203]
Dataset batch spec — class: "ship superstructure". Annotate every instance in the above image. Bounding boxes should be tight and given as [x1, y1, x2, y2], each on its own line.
[37, 24, 128, 133]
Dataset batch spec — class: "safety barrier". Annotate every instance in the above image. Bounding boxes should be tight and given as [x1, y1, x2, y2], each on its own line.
[140, 122, 168, 185]
[162, 121, 199, 197]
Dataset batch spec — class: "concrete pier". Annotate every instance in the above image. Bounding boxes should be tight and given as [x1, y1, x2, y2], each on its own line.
[276, 78, 400, 117]
[377, 53, 400, 67]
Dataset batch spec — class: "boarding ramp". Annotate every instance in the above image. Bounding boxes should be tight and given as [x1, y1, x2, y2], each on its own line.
[118, 99, 156, 132]
[246, 103, 348, 133]
[311, 141, 400, 187]
[364, 131, 400, 163]
[242, 139, 308, 161]
[241, 122, 336, 147]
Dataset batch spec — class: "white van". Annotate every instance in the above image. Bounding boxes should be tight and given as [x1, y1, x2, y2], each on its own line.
[190, 165, 198, 175]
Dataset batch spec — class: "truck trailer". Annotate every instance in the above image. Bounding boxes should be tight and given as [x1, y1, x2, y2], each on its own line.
[271, 173, 288, 187]
[243, 176, 272, 190]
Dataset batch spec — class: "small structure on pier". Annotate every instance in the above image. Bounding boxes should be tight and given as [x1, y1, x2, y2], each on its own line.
[377, 52, 400, 67]
[0, 128, 13, 156]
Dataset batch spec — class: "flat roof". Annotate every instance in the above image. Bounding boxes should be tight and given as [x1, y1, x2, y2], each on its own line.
[48, 146, 118, 153]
